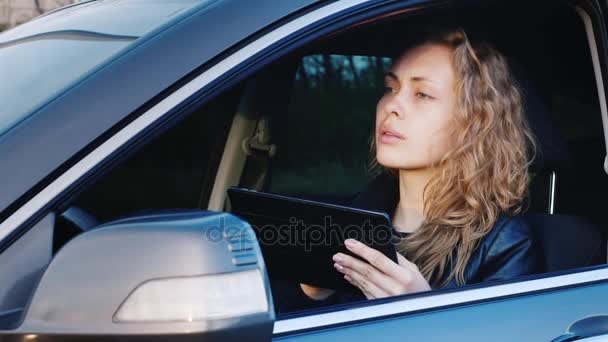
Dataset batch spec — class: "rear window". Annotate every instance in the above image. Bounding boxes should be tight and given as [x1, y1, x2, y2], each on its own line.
[0, 0, 205, 137]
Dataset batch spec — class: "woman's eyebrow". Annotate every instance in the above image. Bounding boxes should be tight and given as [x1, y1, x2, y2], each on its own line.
[385, 72, 436, 85]
[385, 72, 399, 81]
[411, 76, 436, 84]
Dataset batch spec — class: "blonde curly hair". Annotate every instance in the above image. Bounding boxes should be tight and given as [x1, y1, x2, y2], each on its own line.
[369, 29, 537, 287]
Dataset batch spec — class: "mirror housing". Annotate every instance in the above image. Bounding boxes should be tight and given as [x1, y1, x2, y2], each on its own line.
[1, 210, 274, 341]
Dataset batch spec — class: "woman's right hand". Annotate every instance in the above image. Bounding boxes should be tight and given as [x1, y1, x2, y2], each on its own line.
[299, 283, 336, 300]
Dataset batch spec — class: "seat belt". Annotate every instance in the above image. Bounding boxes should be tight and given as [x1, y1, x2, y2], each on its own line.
[239, 117, 276, 191]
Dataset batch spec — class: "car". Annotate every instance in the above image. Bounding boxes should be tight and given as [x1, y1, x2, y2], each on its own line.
[0, 0, 608, 340]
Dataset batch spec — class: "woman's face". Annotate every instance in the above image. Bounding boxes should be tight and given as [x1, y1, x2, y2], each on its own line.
[375, 43, 457, 170]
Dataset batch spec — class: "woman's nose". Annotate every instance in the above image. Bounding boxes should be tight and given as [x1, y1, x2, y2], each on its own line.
[384, 94, 405, 119]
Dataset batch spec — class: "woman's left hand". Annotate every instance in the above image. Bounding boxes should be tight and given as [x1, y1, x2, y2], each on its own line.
[333, 238, 432, 299]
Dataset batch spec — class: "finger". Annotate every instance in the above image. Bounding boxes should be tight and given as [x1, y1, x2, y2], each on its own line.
[334, 253, 392, 285]
[344, 239, 411, 284]
[343, 274, 373, 299]
[345, 268, 389, 299]
[344, 272, 383, 299]
[397, 253, 418, 270]
[335, 260, 402, 296]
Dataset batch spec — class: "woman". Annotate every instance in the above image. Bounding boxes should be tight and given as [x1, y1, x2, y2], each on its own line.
[276, 28, 542, 311]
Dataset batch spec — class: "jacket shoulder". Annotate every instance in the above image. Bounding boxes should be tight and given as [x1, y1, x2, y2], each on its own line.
[483, 215, 535, 251]
[475, 214, 543, 282]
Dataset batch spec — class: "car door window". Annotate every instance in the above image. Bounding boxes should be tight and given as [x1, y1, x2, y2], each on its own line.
[70, 86, 242, 223]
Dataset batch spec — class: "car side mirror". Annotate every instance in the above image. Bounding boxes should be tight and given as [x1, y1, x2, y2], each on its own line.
[0, 210, 274, 341]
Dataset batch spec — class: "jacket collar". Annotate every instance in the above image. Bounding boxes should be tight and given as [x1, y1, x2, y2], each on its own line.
[349, 172, 400, 215]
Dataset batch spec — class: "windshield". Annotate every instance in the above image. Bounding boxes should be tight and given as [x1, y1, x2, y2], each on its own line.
[0, 0, 205, 137]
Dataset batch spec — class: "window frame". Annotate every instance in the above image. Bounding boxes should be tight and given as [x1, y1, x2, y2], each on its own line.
[0, 0, 605, 336]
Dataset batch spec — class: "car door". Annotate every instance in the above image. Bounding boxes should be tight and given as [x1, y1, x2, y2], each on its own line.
[273, 268, 608, 341]
[0, 0, 607, 340]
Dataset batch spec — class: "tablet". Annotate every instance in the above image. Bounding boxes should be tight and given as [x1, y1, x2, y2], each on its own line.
[227, 187, 398, 291]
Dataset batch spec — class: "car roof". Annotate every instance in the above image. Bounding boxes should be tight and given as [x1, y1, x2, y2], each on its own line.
[0, 0, 320, 221]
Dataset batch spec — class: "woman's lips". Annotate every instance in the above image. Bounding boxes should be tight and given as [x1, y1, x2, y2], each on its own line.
[378, 128, 406, 145]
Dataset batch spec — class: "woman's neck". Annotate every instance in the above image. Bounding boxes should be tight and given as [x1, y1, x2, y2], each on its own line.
[393, 168, 436, 233]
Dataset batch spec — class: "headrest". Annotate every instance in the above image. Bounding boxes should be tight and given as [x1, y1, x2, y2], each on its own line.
[511, 61, 572, 172]
[525, 213, 606, 271]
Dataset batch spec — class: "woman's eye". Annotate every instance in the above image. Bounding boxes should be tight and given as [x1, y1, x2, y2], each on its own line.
[384, 86, 396, 94]
[415, 92, 433, 100]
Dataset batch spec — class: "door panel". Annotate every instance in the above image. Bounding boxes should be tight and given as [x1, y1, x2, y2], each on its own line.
[274, 280, 608, 341]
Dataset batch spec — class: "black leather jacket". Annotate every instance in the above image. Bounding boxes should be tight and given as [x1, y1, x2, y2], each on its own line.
[272, 173, 543, 314]
[349, 172, 543, 290]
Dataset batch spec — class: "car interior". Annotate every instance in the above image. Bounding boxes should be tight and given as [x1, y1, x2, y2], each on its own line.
[49, 0, 608, 314]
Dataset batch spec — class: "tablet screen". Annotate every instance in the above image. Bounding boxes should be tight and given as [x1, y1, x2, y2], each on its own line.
[227, 187, 398, 291]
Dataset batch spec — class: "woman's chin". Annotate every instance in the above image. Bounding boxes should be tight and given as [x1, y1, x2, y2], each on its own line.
[377, 155, 429, 171]
[376, 148, 407, 169]
[376, 155, 408, 170]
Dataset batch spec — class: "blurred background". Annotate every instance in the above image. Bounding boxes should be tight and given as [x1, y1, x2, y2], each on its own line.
[0, 0, 78, 31]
